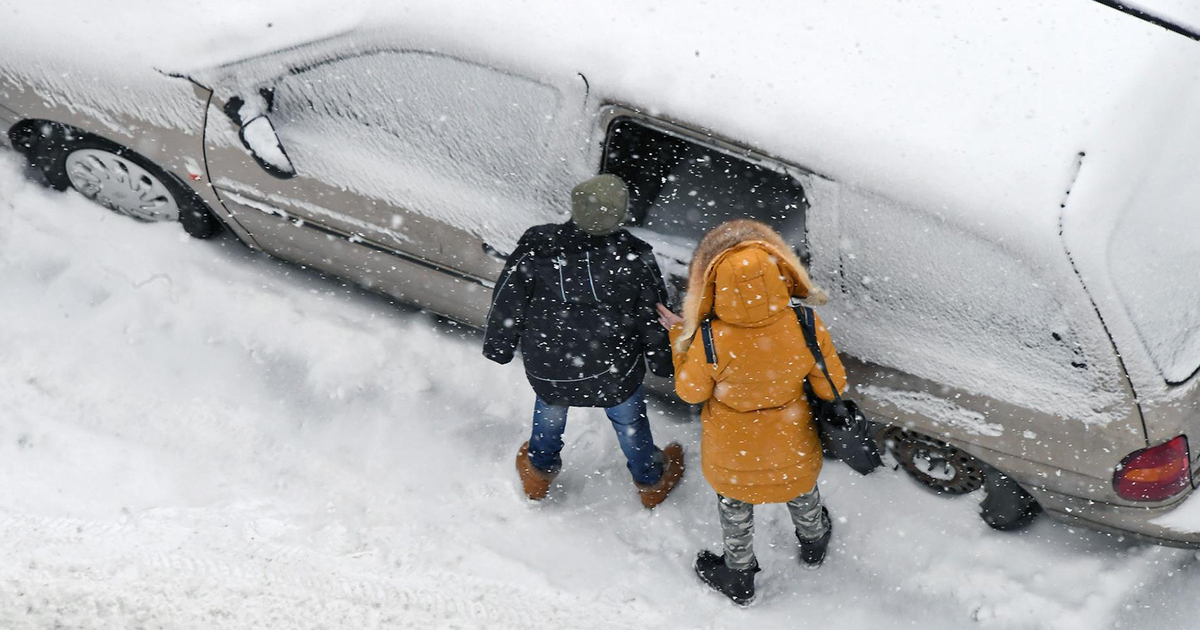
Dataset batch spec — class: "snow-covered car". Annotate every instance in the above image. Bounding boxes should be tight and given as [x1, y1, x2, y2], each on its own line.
[2, 1, 1199, 545]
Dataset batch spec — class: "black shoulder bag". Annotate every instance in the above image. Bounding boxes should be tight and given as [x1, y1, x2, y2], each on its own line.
[792, 304, 883, 475]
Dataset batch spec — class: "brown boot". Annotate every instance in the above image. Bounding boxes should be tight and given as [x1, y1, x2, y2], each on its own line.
[636, 442, 685, 509]
[515, 441, 558, 500]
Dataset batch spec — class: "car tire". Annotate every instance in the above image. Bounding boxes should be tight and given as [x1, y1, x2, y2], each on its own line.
[882, 426, 986, 495]
[24, 123, 221, 239]
[881, 425, 1042, 531]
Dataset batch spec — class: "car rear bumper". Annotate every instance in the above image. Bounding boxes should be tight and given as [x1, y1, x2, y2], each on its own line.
[1036, 485, 1200, 548]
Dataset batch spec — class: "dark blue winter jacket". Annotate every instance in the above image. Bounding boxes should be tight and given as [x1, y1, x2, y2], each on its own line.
[483, 222, 673, 407]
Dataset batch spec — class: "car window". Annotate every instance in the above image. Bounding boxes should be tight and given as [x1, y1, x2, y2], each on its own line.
[600, 116, 807, 296]
[265, 50, 570, 249]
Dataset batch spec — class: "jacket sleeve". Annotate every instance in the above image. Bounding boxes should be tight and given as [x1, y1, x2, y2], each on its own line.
[482, 233, 537, 364]
[669, 324, 715, 404]
[635, 249, 674, 378]
[806, 312, 848, 401]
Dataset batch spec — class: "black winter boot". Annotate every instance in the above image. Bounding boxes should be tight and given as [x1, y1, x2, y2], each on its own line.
[797, 507, 832, 569]
[694, 550, 760, 606]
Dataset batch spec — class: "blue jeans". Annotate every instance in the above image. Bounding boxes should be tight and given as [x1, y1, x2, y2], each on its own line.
[528, 386, 663, 486]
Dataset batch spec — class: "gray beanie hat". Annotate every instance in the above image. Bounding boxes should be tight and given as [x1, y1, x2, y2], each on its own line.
[570, 174, 629, 236]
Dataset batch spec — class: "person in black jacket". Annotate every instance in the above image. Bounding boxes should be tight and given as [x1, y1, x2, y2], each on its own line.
[484, 174, 684, 509]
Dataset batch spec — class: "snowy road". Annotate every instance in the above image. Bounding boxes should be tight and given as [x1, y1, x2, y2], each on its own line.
[0, 150, 1196, 629]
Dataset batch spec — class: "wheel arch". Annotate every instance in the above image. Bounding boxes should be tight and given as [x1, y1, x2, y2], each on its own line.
[10, 118, 227, 237]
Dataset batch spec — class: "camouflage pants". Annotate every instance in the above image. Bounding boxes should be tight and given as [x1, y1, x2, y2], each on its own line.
[717, 487, 830, 570]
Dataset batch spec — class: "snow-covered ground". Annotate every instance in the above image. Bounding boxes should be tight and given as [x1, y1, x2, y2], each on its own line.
[0, 149, 1197, 629]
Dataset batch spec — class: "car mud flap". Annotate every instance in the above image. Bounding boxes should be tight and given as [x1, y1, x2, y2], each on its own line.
[980, 467, 1042, 531]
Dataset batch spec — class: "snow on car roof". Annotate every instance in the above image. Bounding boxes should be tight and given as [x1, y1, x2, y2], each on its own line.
[7, 0, 1195, 249]
[0, 2, 1190, 208]
[376, 0, 1198, 258]
[1121, 0, 1200, 33]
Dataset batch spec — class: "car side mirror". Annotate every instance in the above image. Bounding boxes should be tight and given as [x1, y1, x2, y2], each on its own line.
[223, 92, 295, 180]
[238, 115, 296, 179]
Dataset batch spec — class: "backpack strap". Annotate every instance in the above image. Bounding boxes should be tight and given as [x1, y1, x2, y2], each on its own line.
[793, 303, 843, 405]
[700, 319, 717, 364]
[701, 307, 842, 398]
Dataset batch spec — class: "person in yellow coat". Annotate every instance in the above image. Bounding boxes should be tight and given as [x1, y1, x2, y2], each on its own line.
[656, 219, 847, 606]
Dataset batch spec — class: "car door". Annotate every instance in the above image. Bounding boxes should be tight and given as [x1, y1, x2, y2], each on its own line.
[202, 47, 588, 308]
[593, 106, 836, 306]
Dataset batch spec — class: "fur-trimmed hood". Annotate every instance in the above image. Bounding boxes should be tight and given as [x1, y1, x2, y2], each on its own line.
[675, 220, 827, 352]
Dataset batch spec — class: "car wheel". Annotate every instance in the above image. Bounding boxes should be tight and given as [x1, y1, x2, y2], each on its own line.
[882, 426, 986, 494]
[28, 125, 221, 238]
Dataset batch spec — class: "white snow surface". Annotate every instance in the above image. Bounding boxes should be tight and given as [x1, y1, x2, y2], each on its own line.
[1150, 491, 1200, 534]
[5, 152, 1200, 629]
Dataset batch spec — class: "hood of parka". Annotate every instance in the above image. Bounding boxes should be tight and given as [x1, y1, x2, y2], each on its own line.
[711, 244, 794, 328]
[676, 219, 827, 351]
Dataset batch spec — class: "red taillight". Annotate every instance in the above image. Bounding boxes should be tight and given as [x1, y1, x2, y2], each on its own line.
[1114, 435, 1192, 501]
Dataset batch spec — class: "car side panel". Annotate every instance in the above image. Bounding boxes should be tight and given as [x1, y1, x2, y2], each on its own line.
[202, 95, 508, 324]
[203, 94, 498, 277]
[583, 101, 1146, 504]
[774, 159, 1143, 501]
[1034, 485, 1200, 549]
[227, 208, 493, 324]
[824, 182, 1146, 501]
[843, 354, 1144, 502]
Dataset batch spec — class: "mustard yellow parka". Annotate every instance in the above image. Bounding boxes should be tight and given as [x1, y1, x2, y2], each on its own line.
[669, 220, 847, 504]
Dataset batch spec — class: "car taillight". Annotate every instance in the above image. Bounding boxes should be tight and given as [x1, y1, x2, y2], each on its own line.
[1114, 435, 1191, 501]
